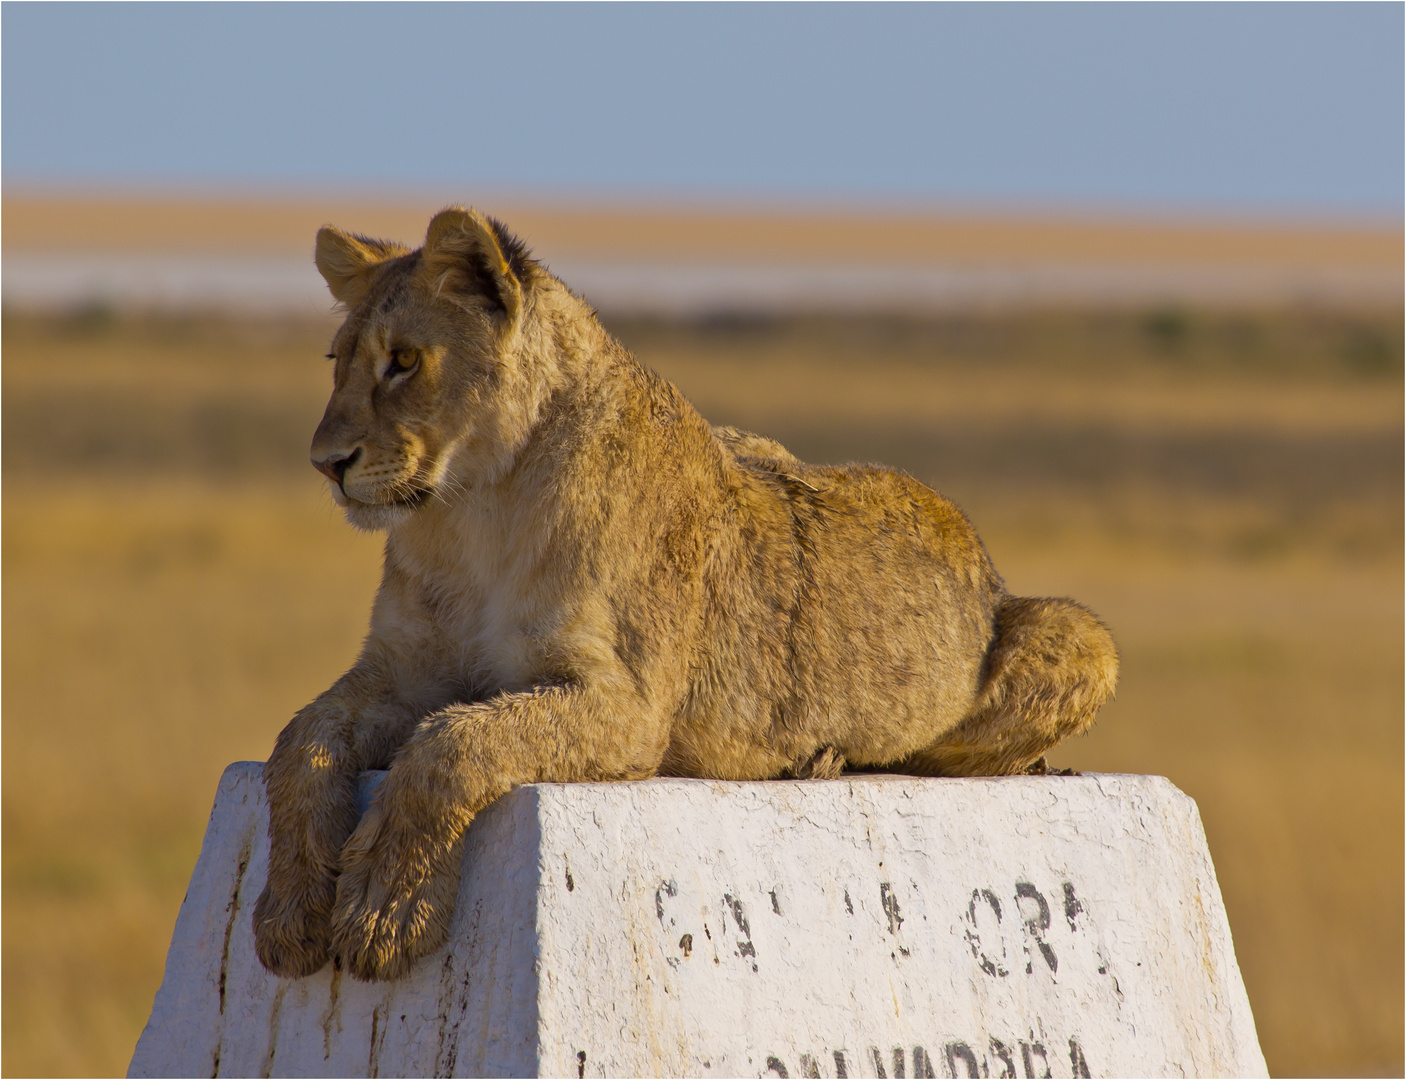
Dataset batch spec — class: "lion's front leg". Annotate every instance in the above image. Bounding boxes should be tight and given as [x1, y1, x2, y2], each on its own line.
[253, 653, 427, 978]
[253, 698, 361, 978]
[322, 782, 467, 982]
[331, 685, 664, 980]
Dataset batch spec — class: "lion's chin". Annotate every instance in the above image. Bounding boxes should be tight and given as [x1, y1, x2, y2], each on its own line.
[339, 488, 434, 532]
[342, 501, 417, 533]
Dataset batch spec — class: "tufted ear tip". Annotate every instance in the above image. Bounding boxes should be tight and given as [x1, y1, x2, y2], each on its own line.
[420, 207, 528, 325]
[314, 227, 408, 307]
[424, 206, 479, 251]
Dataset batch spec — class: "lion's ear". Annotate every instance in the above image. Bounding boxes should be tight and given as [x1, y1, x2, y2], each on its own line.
[315, 228, 407, 308]
[421, 207, 526, 326]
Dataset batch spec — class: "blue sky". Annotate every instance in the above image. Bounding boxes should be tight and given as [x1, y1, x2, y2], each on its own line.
[4, 3, 1402, 217]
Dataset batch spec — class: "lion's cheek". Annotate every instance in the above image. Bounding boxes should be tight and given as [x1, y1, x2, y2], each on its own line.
[389, 429, 429, 474]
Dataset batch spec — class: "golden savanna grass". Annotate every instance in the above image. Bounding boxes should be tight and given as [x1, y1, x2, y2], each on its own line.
[3, 304, 1401, 1075]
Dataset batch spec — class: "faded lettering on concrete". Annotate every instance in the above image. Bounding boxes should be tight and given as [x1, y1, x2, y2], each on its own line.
[131, 767, 1266, 1079]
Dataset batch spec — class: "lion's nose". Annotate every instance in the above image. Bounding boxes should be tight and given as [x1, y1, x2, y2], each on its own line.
[313, 447, 360, 490]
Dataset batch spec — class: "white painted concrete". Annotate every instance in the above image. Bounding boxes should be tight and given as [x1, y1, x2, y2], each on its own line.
[130, 764, 1266, 1078]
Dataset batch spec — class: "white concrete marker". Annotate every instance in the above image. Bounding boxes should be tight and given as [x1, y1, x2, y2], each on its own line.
[130, 764, 1266, 1078]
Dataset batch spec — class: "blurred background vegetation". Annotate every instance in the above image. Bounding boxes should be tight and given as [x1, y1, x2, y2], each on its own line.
[3, 290, 1400, 1076]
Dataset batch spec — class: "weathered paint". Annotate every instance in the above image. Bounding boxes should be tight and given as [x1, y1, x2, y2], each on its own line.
[129, 765, 1266, 1078]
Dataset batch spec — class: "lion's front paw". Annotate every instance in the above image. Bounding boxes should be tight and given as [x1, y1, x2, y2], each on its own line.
[253, 880, 333, 978]
[329, 809, 462, 981]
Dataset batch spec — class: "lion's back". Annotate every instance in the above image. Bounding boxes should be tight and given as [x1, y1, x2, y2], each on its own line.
[801, 462, 1003, 741]
[674, 443, 1005, 773]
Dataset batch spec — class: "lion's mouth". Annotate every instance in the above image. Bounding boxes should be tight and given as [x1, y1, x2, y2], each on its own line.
[388, 487, 433, 509]
[340, 485, 434, 511]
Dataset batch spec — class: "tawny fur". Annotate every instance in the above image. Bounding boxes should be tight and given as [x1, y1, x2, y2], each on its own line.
[253, 208, 1119, 982]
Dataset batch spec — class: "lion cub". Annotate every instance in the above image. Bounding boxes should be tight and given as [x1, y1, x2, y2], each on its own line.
[253, 208, 1118, 982]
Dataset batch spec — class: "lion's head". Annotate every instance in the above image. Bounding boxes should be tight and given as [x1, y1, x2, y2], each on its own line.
[310, 208, 552, 530]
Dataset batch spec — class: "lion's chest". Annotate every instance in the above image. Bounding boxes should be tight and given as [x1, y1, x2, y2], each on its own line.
[395, 518, 585, 698]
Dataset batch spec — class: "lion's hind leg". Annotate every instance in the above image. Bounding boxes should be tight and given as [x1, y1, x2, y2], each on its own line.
[900, 596, 1118, 778]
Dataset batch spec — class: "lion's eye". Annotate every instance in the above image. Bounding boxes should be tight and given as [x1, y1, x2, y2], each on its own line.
[384, 348, 420, 380]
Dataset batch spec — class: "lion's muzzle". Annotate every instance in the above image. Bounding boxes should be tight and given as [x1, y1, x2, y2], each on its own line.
[313, 447, 360, 494]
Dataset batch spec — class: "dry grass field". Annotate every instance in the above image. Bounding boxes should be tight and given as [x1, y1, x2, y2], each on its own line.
[3, 303, 1401, 1077]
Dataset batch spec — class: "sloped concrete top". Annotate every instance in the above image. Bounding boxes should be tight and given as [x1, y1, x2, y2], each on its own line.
[130, 765, 1265, 1079]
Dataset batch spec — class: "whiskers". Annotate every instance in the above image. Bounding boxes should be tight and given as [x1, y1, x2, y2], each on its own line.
[383, 474, 429, 509]
[381, 468, 472, 513]
[429, 471, 470, 509]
